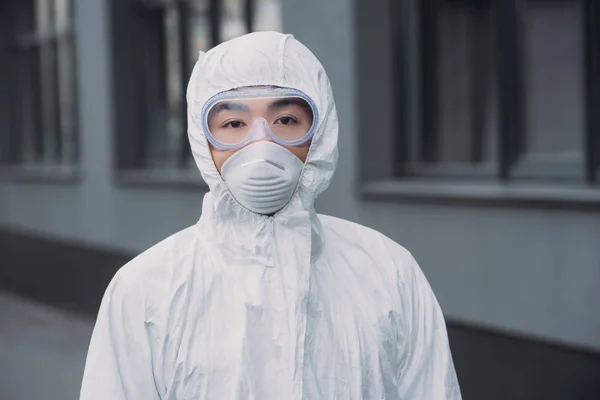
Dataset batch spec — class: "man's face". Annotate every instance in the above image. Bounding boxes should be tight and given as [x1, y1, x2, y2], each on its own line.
[207, 96, 313, 173]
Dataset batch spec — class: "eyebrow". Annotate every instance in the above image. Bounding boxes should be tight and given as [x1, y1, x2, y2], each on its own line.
[268, 98, 312, 113]
[208, 98, 312, 121]
[208, 102, 250, 120]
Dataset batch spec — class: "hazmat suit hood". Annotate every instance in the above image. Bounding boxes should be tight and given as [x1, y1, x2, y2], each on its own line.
[187, 31, 338, 219]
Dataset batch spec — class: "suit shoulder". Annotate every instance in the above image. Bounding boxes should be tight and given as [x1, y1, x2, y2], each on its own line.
[108, 225, 203, 301]
[318, 214, 416, 269]
[318, 214, 384, 240]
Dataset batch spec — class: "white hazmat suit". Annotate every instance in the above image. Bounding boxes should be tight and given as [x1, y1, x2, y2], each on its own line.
[80, 31, 461, 399]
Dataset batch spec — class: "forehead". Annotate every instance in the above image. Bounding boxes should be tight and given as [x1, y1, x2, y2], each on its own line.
[208, 96, 313, 116]
[205, 86, 313, 108]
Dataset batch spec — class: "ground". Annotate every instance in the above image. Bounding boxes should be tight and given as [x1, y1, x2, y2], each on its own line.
[0, 291, 93, 400]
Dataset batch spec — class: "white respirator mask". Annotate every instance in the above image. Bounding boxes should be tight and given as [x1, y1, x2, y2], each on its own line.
[220, 140, 304, 215]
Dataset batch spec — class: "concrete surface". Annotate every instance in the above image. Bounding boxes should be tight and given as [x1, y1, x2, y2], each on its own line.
[0, 291, 94, 400]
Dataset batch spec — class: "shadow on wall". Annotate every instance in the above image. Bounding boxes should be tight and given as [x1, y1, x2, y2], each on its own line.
[0, 226, 131, 316]
[448, 321, 600, 399]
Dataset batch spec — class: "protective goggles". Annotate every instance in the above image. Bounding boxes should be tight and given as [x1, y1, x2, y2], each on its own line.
[200, 87, 319, 151]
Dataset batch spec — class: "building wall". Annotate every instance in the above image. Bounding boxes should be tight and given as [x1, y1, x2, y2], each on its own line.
[0, 0, 205, 253]
[1, 0, 599, 356]
[285, 0, 600, 354]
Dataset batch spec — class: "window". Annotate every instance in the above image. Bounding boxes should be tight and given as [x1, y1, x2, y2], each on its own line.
[394, 0, 600, 184]
[0, 0, 78, 167]
[112, 0, 282, 174]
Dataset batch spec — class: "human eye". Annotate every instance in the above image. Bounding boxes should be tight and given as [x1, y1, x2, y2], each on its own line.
[274, 116, 298, 125]
[223, 120, 246, 129]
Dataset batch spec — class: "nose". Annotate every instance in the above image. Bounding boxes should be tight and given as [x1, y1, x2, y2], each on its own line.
[248, 118, 271, 143]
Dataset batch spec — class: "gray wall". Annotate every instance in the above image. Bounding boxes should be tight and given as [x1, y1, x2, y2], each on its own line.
[0, 0, 205, 253]
[284, 0, 600, 354]
[1, 0, 599, 355]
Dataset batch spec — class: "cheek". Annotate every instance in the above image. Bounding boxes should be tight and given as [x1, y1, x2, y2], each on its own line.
[210, 147, 236, 173]
[286, 144, 311, 163]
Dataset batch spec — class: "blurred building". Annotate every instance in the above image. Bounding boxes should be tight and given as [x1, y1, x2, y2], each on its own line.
[1, 0, 599, 398]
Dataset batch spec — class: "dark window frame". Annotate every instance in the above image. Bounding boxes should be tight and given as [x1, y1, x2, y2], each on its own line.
[0, 0, 79, 172]
[584, 0, 600, 183]
[393, 0, 600, 184]
[111, 0, 257, 187]
[356, 0, 600, 209]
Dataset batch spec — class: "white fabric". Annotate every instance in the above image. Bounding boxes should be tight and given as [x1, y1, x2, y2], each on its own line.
[80, 31, 461, 400]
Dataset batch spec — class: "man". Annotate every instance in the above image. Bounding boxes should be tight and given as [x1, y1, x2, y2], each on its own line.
[80, 31, 461, 399]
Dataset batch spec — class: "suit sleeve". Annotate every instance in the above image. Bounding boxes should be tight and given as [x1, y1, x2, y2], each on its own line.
[80, 271, 161, 400]
[396, 255, 462, 399]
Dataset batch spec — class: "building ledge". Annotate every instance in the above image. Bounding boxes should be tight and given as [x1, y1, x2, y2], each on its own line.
[0, 164, 81, 183]
[115, 168, 208, 190]
[360, 179, 600, 211]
